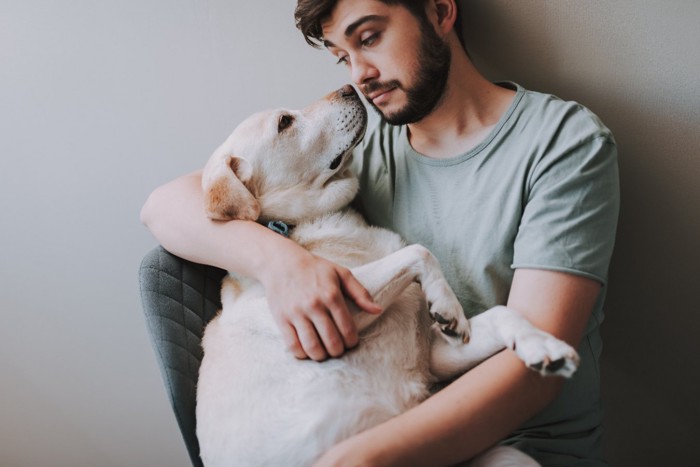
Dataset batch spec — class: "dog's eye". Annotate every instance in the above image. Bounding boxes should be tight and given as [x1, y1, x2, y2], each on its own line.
[278, 114, 294, 133]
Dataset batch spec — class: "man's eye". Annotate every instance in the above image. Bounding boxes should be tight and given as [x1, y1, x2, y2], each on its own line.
[336, 55, 349, 66]
[278, 114, 294, 133]
[361, 33, 379, 47]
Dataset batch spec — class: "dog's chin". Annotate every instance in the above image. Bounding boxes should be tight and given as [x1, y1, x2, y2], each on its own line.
[324, 153, 354, 187]
[319, 174, 359, 214]
[323, 113, 366, 182]
[257, 174, 358, 224]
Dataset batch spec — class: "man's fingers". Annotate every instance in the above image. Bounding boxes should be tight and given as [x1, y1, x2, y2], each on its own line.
[279, 321, 308, 360]
[294, 318, 328, 362]
[310, 310, 347, 358]
[338, 269, 382, 314]
[325, 291, 359, 349]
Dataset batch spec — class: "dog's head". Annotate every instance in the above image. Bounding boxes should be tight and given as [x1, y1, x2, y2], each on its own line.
[202, 85, 367, 224]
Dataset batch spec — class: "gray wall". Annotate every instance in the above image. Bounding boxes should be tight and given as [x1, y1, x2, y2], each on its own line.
[1, 1, 697, 466]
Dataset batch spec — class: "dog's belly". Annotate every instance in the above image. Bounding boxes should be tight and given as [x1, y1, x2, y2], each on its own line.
[196, 291, 433, 467]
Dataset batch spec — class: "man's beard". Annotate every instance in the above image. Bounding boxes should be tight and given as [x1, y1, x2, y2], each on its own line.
[364, 20, 451, 125]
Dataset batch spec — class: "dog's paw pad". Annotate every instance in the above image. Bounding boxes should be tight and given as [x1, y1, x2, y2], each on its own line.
[545, 358, 566, 373]
[528, 357, 577, 378]
[440, 326, 460, 339]
[516, 333, 580, 378]
[429, 308, 470, 344]
[433, 312, 451, 325]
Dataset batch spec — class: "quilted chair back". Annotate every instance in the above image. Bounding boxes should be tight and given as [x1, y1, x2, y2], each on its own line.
[139, 246, 227, 467]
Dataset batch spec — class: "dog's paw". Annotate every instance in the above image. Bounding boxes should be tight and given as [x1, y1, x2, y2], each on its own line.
[427, 291, 470, 344]
[411, 244, 469, 344]
[512, 331, 580, 378]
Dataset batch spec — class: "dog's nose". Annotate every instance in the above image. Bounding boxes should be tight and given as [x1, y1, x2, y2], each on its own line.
[339, 84, 356, 99]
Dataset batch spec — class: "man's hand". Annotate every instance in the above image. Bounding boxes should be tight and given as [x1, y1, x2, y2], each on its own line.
[259, 245, 382, 361]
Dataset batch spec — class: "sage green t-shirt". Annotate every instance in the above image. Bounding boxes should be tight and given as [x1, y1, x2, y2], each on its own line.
[352, 83, 619, 465]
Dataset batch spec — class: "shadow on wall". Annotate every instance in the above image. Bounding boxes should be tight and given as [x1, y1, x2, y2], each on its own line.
[461, 1, 700, 465]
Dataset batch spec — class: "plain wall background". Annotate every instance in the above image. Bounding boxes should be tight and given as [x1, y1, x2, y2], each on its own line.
[1, 1, 697, 466]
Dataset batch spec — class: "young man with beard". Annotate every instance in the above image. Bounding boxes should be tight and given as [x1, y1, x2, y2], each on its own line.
[142, 0, 619, 465]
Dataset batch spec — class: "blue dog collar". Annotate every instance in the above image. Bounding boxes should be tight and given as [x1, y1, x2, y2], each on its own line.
[266, 220, 291, 237]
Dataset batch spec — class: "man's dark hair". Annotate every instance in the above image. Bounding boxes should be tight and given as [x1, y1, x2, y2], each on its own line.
[294, 0, 466, 51]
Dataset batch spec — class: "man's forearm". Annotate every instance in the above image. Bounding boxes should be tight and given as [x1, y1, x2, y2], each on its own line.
[140, 171, 287, 277]
[344, 349, 562, 466]
[318, 350, 561, 466]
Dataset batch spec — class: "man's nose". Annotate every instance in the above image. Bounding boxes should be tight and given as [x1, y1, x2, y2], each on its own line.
[350, 55, 378, 85]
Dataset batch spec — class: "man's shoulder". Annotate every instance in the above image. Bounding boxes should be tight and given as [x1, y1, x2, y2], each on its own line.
[516, 85, 614, 143]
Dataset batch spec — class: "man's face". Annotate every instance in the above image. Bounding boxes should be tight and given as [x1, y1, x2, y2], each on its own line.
[321, 0, 451, 125]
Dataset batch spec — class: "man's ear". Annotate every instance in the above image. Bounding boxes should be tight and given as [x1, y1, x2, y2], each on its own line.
[430, 0, 458, 36]
[202, 154, 261, 221]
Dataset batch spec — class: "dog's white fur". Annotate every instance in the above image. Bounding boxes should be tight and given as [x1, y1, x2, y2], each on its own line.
[195, 86, 579, 467]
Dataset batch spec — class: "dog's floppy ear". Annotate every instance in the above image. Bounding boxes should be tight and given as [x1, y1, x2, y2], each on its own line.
[202, 154, 261, 221]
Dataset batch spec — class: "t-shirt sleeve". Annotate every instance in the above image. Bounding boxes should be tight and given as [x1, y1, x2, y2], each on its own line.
[512, 132, 620, 285]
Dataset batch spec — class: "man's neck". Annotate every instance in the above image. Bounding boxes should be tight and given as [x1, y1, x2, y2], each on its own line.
[406, 47, 516, 160]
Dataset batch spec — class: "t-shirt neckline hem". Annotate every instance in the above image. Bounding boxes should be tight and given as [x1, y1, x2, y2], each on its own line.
[402, 81, 525, 167]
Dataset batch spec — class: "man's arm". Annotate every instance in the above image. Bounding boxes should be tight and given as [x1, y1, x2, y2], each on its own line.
[140, 171, 380, 361]
[313, 268, 600, 466]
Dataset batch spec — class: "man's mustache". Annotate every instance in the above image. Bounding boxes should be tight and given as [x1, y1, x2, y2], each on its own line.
[362, 80, 402, 98]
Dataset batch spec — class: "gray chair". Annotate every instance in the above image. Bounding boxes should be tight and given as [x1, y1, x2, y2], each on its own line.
[139, 246, 226, 467]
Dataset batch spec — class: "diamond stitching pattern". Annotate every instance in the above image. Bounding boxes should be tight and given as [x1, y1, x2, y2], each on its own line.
[139, 247, 226, 467]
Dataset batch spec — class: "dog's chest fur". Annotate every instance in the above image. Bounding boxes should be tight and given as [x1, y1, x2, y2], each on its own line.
[196, 209, 435, 467]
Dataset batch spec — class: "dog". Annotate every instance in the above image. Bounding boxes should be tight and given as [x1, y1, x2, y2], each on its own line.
[195, 85, 579, 467]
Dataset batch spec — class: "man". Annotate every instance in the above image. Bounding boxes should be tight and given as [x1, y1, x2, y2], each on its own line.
[141, 0, 619, 464]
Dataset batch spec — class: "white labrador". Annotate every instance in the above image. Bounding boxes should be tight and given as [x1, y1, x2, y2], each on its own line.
[195, 85, 579, 467]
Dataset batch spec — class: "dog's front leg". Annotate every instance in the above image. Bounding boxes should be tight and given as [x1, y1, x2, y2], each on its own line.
[429, 305, 580, 380]
[349, 244, 469, 340]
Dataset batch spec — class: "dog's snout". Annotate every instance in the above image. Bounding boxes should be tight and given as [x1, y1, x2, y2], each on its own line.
[324, 85, 359, 103]
[339, 84, 356, 98]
